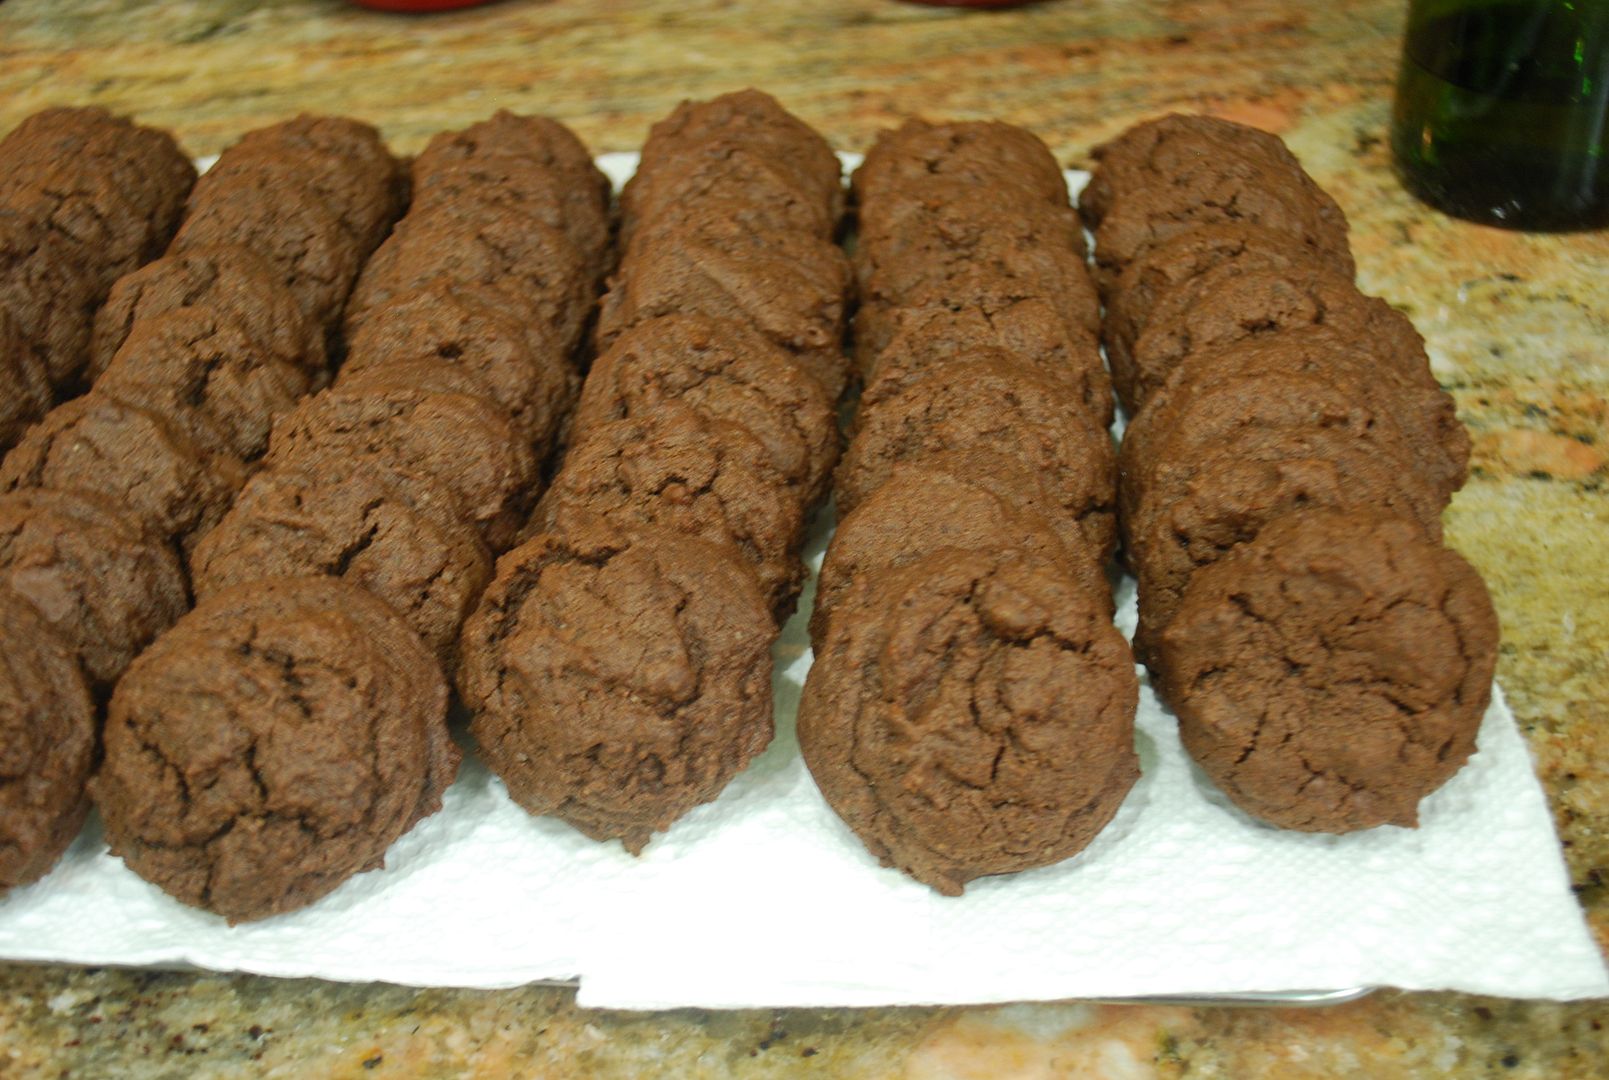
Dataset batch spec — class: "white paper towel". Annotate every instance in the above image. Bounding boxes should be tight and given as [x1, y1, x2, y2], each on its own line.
[0, 156, 1602, 1007]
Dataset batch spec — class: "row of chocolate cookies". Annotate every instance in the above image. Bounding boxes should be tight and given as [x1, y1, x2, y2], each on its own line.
[0, 106, 195, 448]
[87, 114, 612, 924]
[1090, 114, 1499, 834]
[0, 116, 403, 899]
[459, 90, 849, 855]
[798, 120, 1140, 898]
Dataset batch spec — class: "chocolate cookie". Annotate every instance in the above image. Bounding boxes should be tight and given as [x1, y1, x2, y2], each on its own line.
[342, 282, 578, 453]
[628, 90, 842, 228]
[1123, 326, 1469, 506]
[459, 519, 777, 853]
[1126, 263, 1427, 414]
[173, 176, 363, 328]
[0, 391, 247, 543]
[88, 245, 326, 385]
[228, 114, 404, 235]
[1124, 424, 1448, 665]
[346, 203, 591, 352]
[573, 313, 840, 505]
[798, 547, 1139, 896]
[811, 450, 1109, 646]
[0, 209, 99, 390]
[1157, 510, 1499, 833]
[190, 143, 400, 254]
[620, 144, 839, 248]
[1087, 117, 1351, 292]
[95, 576, 457, 923]
[265, 386, 538, 548]
[0, 489, 188, 690]
[0, 307, 53, 449]
[844, 354, 1117, 557]
[860, 297, 1112, 425]
[413, 111, 608, 205]
[596, 205, 851, 393]
[0, 590, 95, 895]
[190, 459, 492, 667]
[852, 119, 1070, 210]
[534, 402, 805, 616]
[96, 306, 313, 462]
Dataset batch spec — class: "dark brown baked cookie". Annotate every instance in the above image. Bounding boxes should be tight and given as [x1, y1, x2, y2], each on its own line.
[173, 175, 362, 328]
[855, 177, 1086, 280]
[342, 281, 578, 454]
[1102, 223, 1333, 412]
[264, 385, 539, 548]
[1157, 510, 1498, 833]
[0, 391, 247, 543]
[843, 353, 1117, 558]
[852, 119, 1070, 211]
[95, 576, 457, 923]
[0, 209, 99, 390]
[0, 590, 95, 895]
[572, 313, 840, 505]
[620, 144, 839, 248]
[225, 114, 404, 243]
[95, 306, 313, 462]
[859, 296, 1112, 425]
[1124, 424, 1448, 665]
[798, 547, 1139, 896]
[596, 205, 851, 395]
[1086, 116, 1352, 292]
[345, 203, 592, 352]
[627, 89, 842, 231]
[811, 450, 1109, 646]
[1122, 326, 1469, 507]
[413, 111, 608, 205]
[458, 518, 777, 854]
[0, 489, 188, 689]
[88, 245, 327, 385]
[534, 402, 805, 617]
[190, 458, 492, 668]
[190, 144, 399, 255]
[1127, 263, 1427, 414]
[0, 307, 53, 449]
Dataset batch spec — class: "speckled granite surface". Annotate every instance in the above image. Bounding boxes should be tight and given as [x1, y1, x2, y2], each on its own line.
[2, 1, 1606, 1076]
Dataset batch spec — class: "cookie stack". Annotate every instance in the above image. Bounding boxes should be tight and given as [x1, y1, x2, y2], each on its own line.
[0, 107, 195, 448]
[0, 115, 402, 899]
[88, 114, 610, 923]
[459, 90, 847, 854]
[798, 120, 1139, 897]
[1092, 114, 1499, 833]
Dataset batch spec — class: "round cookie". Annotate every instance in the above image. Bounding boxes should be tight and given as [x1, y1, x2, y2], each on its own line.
[811, 450, 1111, 646]
[1124, 424, 1448, 665]
[1123, 326, 1469, 507]
[346, 203, 591, 351]
[173, 176, 362, 328]
[413, 111, 608, 205]
[264, 385, 538, 548]
[96, 306, 313, 462]
[228, 114, 404, 236]
[88, 245, 326, 384]
[534, 402, 805, 617]
[0, 307, 54, 448]
[620, 145, 839, 248]
[0, 210, 99, 390]
[0, 590, 95, 895]
[596, 204, 851, 395]
[0, 144, 163, 284]
[859, 297, 1111, 425]
[0, 390, 247, 543]
[0, 489, 188, 689]
[843, 353, 1117, 558]
[94, 576, 457, 924]
[852, 119, 1070, 210]
[190, 143, 400, 253]
[798, 547, 1139, 896]
[458, 519, 777, 854]
[573, 313, 840, 506]
[1157, 510, 1499, 833]
[190, 458, 493, 667]
[1127, 263, 1426, 413]
[342, 281, 578, 453]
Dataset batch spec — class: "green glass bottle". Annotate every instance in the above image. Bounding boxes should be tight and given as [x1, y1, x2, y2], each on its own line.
[1391, 0, 1609, 231]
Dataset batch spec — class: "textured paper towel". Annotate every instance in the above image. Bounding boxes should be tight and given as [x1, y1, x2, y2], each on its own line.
[0, 156, 1602, 1007]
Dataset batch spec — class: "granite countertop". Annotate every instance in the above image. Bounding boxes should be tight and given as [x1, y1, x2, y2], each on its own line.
[2, 0, 1606, 1075]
